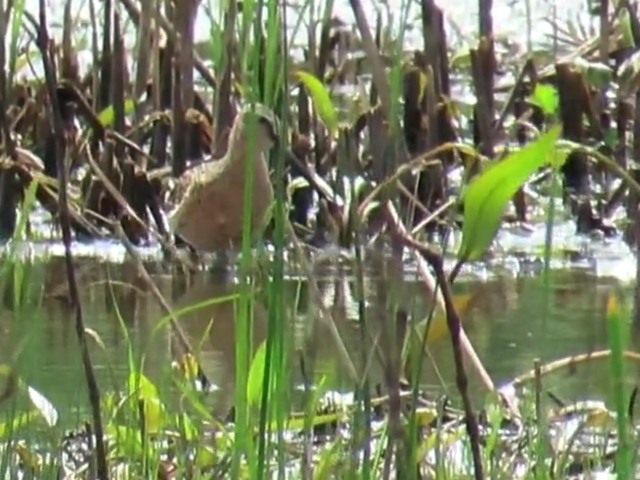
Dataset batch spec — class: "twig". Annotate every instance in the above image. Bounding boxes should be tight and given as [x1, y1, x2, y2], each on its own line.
[511, 350, 640, 388]
[34, 6, 108, 480]
[385, 204, 484, 480]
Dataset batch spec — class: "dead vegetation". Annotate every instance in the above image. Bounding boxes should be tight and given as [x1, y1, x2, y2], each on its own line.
[0, 0, 637, 267]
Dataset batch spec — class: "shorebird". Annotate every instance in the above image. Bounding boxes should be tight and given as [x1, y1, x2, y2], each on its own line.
[167, 104, 279, 253]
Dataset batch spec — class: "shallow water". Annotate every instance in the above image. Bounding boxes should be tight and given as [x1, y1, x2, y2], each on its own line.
[4, 0, 628, 431]
[0, 246, 636, 428]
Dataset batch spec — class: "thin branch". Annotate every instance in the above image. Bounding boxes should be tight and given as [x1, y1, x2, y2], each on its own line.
[34, 4, 108, 480]
[385, 213, 485, 480]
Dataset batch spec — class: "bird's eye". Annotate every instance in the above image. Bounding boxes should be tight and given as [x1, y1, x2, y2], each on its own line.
[258, 117, 278, 141]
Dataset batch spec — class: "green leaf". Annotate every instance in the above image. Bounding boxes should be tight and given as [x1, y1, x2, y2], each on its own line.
[548, 148, 569, 169]
[528, 84, 559, 116]
[0, 412, 37, 439]
[97, 99, 135, 127]
[14, 180, 39, 242]
[128, 372, 159, 400]
[127, 372, 165, 433]
[295, 71, 338, 138]
[107, 425, 144, 457]
[570, 58, 613, 89]
[458, 125, 561, 261]
[246, 340, 267, 408]
[195, 445, 216, 469]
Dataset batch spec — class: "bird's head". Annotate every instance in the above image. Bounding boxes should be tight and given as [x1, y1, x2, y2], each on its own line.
[230, 103, 280, 155]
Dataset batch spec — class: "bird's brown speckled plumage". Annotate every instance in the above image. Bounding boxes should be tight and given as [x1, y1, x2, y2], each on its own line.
[168, 104, 278, 252]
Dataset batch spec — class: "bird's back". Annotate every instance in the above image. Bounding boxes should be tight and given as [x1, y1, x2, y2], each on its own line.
[168, 154, 273, 252]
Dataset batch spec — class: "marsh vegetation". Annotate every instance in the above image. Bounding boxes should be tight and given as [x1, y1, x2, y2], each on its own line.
[0, 0, 640, 478]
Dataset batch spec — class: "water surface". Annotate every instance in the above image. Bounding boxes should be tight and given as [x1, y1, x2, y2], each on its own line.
[1, 253, 635, 427]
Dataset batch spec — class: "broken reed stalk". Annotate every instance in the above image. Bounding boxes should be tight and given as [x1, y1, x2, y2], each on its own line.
[511, 349, 640, 388]
[35, 6, 108, 480]
[385, 204, 484, 480]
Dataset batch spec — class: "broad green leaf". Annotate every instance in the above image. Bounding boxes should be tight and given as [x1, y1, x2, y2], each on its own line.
[128, 372, 159, 400]
[528, 84, 559, 116]
[295, 71, 338, 138]
[458, 125, 561, 261]
[97, 100, 135, 127]
[127, 373, 165, 433]
[450, 50, 472, 70]
[246, 341, 267, 408]
[419, 294, 474, 344]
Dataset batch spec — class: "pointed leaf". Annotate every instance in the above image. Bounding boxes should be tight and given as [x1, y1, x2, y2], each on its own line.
[97, 100, 135, 127]
[458, 125, 561, 261]
[528, 84, 559, 116]
[295, 71, 338, 138]
[247, 341, 267, 408]
[127, 373, 165, 433]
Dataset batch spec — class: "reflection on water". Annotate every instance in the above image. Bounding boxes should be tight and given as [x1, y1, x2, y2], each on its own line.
[0, 256, 636, 425]
[171, 270, 270, 417]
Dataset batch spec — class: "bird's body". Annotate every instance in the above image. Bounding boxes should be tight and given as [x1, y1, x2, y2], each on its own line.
[168, 105, 278, 253]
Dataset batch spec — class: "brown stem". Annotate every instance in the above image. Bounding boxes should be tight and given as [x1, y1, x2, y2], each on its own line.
[34, 6, 108, 480]
[117, 0, 217, 89]
[388, 228, 484, 480]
